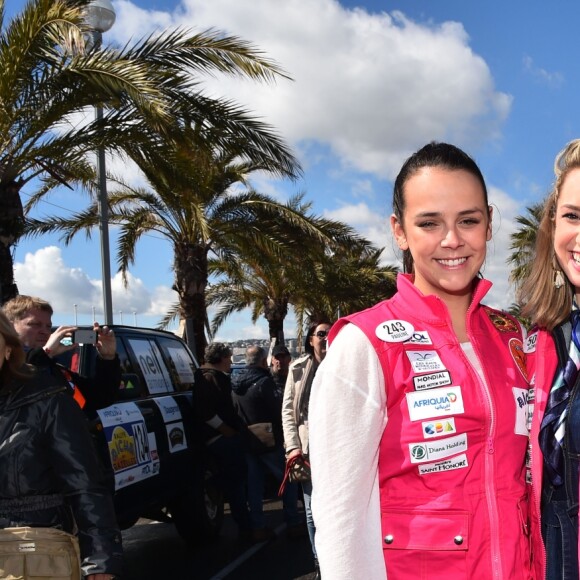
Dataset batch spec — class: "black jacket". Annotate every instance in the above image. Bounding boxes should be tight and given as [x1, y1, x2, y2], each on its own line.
[26, 347, 120, 418]
[231, 365, 283, 446]
[0, 374, 123, 577]
[194, 367, 243, 442]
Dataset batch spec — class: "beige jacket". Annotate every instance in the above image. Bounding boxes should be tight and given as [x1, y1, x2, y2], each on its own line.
[282, 354, 316, 456]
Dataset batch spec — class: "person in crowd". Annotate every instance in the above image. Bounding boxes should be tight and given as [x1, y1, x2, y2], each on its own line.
[2, 295, 120, 417]
[309, 142, 535, 579]
[231, 345, 302, 542]
[193, 342, 252, 540]
[270, 344, 292, 400]
[0, 309, 123, 579]
[519, 139, 580, 579]
[282, 320, 331, 576]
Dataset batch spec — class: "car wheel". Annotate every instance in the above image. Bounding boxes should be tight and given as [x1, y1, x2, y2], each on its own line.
[169, 469, 224, 544]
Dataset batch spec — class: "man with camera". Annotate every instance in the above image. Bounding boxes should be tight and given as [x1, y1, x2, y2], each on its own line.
[2, 295, 120, 417]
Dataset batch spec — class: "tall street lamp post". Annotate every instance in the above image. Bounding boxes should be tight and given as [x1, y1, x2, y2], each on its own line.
[83, 0, 116, 324]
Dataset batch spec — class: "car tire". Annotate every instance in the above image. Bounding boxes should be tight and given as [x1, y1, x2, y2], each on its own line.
[169, 470, 224, 544]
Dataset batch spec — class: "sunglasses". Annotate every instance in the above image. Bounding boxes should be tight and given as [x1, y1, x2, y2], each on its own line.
[314, 330, 328, 338]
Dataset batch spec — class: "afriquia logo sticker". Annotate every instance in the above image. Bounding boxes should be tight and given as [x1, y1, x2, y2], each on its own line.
[375, 320, 414, 343]
[406, 386, 464, 421]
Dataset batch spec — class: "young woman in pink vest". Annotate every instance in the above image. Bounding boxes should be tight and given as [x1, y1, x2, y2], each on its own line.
[309, 142, 536, 579]
[520, 139, 580, 580]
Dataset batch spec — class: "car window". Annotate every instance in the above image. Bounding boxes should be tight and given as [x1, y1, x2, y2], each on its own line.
[125, 338, 174, 394]
[156, 337, 197, 391]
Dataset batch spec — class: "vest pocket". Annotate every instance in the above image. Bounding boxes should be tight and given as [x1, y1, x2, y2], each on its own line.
[381, 509, 469, 578]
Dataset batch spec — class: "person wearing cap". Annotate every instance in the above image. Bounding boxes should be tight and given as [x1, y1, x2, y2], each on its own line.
[270, 344, 292, 400]
[282, 320, 331, 577]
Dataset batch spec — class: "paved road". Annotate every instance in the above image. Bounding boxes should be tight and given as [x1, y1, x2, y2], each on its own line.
[122, 500, 317, 579]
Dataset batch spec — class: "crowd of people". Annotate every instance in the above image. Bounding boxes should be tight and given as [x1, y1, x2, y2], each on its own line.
[5, 140, 580, 579]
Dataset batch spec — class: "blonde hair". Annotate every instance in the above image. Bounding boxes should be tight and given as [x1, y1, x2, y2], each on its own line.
[0, 310, 29, 384]
[2, 295, 53, 323]
[519, 139, 580, 330]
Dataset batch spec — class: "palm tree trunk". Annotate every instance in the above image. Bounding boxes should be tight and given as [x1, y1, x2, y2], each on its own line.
[264, 297, 288, 345]
[0, 183, 25, 304]
[173, 242, 209, 363]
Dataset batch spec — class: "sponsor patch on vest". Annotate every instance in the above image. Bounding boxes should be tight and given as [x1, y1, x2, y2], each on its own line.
[18, 543, 36, 552]
[406, 350, 446, 373]
[421, 418, 457, 438]
[409, 433, 468, 464]
[524, 332, 538, 353]
[406, 386, 464, 421]
[418, 453, 468, 475]
[512, 387, 530, 436]
[485, 308, 519, 333]
[509, 338, 528, 381]
[405, 330, 432, 345]
[375, 319, 414, 343]
[413, 370, 452, 391]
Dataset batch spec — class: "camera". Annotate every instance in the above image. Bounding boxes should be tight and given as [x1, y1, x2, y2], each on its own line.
[72, 329, 97, 344]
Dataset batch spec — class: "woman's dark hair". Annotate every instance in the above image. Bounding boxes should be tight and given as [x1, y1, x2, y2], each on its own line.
[304, 319, 331, 356]
[393, 142, 490, 273]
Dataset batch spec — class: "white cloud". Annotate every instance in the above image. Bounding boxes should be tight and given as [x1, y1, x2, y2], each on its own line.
[13, 246, 175, 323]
[110, 0, 512, 179]
[523, 55, 564, 89]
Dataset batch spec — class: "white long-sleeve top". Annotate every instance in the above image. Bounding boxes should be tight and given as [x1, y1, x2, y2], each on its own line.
[309, 323, 387, 579]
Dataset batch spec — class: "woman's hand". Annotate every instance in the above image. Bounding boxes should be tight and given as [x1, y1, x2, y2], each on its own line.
[286, 448, 302, 462]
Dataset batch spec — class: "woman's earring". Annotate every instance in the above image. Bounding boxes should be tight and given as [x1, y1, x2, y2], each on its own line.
[554, 268, 565, 289]
[5, 348, 11, 361]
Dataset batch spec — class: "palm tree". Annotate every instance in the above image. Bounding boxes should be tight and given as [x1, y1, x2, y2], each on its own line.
[508, 202, 544, 288]
[1, 0, 298, 302]
[208, 238, 399, 344]
[26, 140, 338, 361]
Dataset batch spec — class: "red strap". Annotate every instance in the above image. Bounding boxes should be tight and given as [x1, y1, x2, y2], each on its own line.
[278, 454, 310, 497]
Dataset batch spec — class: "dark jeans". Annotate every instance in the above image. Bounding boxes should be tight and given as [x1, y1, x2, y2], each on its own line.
[246, 445, 300, 529]
[542, 386, 580, 580]
[207, 434, 251, 531]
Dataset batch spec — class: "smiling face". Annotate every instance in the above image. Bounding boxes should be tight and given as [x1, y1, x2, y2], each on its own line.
[554, 168, 580, 301]
[391, 167, 491, 302]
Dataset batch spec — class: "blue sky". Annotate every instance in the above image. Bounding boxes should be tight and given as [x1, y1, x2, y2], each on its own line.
[8, 0, 579, 339]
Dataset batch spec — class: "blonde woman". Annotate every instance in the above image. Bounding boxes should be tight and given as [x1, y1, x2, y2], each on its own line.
[520, 139, 580, 580]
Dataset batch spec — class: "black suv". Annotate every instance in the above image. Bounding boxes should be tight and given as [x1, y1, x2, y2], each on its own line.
[57, 325, 224, 543]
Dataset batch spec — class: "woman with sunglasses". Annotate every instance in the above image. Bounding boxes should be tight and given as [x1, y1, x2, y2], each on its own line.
[308, 143, 536, 579]
[282, 320, 331, 577]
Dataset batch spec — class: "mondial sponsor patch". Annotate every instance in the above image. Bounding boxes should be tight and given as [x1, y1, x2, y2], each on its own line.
[421, 418, 457, 438]
[406, 385, 464, 421]
[413, 370, 452, 391]
[406, 350, 446, 373]
[408, 433, 468, 464]
[418, 453, 468, 476]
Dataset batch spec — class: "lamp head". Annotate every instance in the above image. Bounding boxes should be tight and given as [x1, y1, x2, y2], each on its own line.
[83, 0, 116, 33]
